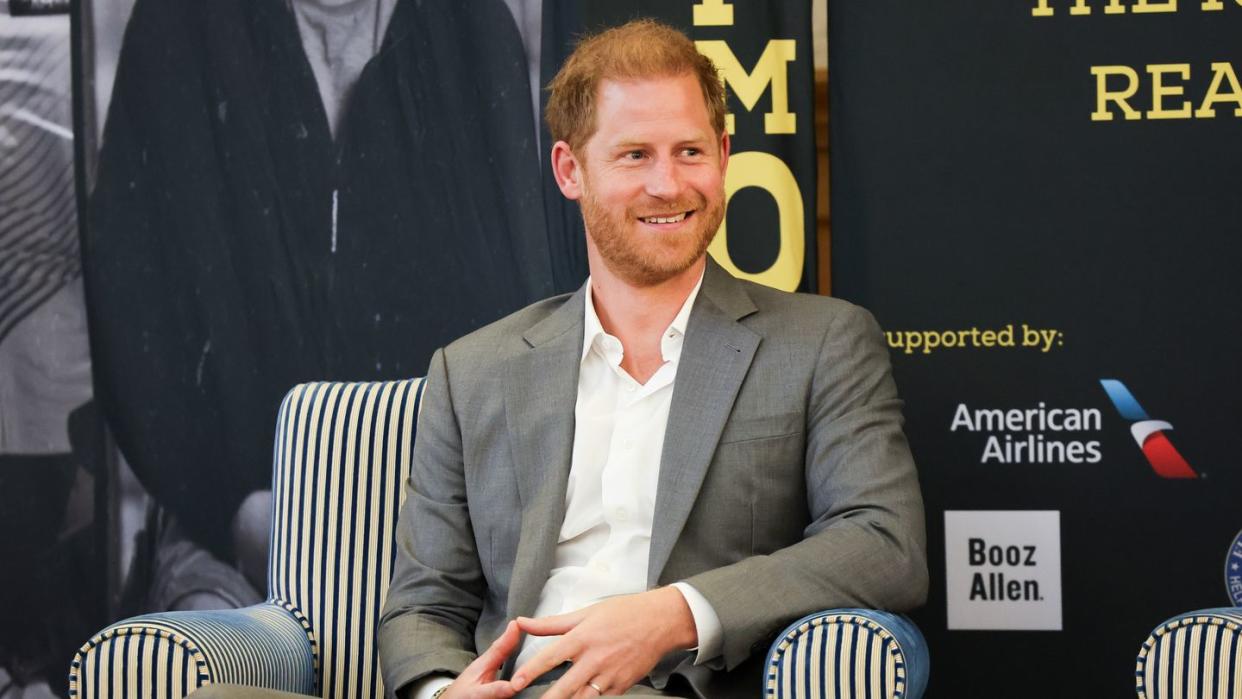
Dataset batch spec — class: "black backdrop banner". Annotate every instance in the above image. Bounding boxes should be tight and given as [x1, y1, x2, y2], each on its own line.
[830, 1, 1242, 696]
[546, 0, 817, 292]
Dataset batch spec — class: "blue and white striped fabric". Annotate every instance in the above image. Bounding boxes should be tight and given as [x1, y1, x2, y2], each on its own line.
[1136, 607, 1241, 699]
[68, 602, 316, 698]
[268, 380, 424, 699]
[70, 378, 425, 699]
[765, 610, 929, 699]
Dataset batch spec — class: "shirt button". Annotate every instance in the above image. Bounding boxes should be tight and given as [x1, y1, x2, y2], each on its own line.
[615, 507, 629, 521]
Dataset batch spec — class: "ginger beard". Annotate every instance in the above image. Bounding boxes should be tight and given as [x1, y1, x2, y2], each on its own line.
[580, 180, 725, 287]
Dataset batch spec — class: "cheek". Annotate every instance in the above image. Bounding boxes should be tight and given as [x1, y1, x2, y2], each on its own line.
[695, 172, 726, 198]
[588, 180, 634, 207]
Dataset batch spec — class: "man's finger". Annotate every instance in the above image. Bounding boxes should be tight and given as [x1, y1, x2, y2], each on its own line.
[515, 610, 583, 637]
[477, 679, 518, 699]
[485, 620, 522, 660]
[539, 660, 598, 699]
[571, 683, 602, 699]
[472, 620, 522, 679]
[509, 637, 582, 692]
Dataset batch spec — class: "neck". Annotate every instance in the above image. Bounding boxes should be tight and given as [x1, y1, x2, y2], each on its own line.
[588, 256, 705, 384]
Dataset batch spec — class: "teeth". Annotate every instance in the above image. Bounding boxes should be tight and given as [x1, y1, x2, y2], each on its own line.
[643, 212, 688, 224]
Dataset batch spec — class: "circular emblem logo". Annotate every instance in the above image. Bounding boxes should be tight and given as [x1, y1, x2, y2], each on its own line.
[1228, 528, 1242, 607]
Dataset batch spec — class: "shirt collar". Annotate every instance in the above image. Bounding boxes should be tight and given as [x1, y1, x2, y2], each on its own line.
[581, 269, 706, 365]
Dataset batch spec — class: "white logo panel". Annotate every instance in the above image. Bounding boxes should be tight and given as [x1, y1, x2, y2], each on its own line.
[945, 510, 1063, 631]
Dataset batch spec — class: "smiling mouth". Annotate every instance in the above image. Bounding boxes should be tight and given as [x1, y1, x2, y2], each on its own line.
[639, 211, 692, 224]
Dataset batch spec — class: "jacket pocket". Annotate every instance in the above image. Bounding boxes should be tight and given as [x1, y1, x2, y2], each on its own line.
[717, 411, 802, 445]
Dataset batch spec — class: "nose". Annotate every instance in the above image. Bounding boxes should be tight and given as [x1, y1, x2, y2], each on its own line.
[644, 157, 683, 200]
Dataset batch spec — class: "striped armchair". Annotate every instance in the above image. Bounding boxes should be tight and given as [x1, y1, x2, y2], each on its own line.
[1135, 607, 1240, 699]
[69, 379, 929, 699]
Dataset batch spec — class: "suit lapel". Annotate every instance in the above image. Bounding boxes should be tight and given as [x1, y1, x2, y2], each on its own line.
[648, 261, 760, 587]
[503, 287, 585, 623]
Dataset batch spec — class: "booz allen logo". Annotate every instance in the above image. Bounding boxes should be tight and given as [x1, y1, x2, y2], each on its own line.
[1099, 379, 1199, 479]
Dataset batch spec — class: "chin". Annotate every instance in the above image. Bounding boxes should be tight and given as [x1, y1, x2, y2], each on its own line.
[612, 245, 709, 287]
[585, 200, 721, 287]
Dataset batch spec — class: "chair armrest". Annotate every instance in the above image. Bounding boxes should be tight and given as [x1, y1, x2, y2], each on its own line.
[69, 600, 317, 699]
[764, 608, 929, 699]
[1136, 607, 1241, 699]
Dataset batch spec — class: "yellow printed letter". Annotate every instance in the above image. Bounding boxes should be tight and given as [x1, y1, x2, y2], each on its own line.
[1091, 66, 1142, 121]
[696, 40, 798, 134]
[1195, 62, 1242, 117]
[708, 152, 804, 291]
[693, 0, 734, 26]
[1133, 0, 1177, 11]
[1147, 64, 1192, 119]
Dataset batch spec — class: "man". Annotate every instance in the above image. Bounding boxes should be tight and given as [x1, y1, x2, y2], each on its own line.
[379, 19, 927, 699]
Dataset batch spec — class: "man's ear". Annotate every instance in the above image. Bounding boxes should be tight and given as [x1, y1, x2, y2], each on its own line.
[718, 130, 731, 178]
[551, 141, 584, 200]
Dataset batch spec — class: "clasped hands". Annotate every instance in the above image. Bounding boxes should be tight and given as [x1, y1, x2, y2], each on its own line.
[441, 586, 697, 698]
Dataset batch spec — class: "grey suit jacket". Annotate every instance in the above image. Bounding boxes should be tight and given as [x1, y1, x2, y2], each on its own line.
[378, 260, 927, 698]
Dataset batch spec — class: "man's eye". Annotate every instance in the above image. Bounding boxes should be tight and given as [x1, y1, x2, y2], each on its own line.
[682, 148, 701, 157]
[624, 151, 645, 160]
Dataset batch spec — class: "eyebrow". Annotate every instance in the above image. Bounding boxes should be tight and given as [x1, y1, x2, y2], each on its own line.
[608, 136, 714, 151]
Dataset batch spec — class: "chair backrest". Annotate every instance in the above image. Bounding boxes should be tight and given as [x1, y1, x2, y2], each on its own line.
[1136, 608, 1242, 699]
[266, 379, 424, 699]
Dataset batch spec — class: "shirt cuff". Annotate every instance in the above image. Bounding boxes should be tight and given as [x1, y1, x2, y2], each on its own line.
[408, 674, 454, 699]
[670, 582, 723, 665]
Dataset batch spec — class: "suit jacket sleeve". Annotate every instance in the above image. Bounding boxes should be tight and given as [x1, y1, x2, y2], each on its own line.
[682, 304, 928, 670]
[379, 348, 483, 692]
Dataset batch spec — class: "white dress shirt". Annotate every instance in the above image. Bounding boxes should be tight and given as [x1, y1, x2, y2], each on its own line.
[413, 274, 722, 698]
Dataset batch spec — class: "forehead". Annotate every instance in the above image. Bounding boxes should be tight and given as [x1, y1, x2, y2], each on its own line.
[589, 73, 715, 145]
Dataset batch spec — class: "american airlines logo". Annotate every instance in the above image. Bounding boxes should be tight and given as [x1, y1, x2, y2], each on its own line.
[1099, 379, 1198, 479]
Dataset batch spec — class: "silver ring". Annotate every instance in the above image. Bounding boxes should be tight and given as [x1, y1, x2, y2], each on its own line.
[587, 681, 604, 694]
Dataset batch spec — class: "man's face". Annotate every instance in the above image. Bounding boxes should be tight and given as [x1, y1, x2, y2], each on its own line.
[554, 73, 729, 287]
